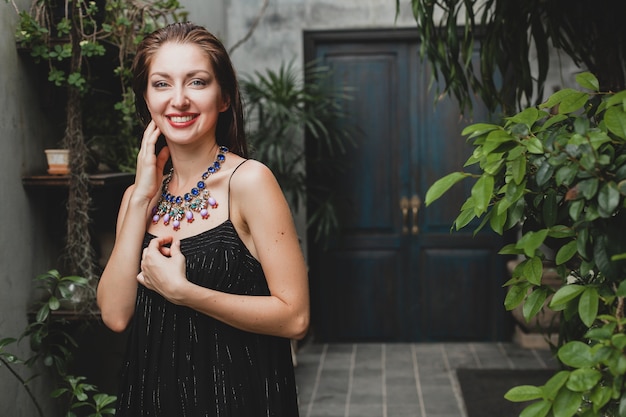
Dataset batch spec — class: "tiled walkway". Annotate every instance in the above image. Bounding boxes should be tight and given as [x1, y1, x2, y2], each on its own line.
[294, 343, 559, 417]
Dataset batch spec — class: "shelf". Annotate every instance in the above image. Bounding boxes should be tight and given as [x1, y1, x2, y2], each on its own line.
[22, 172, 134, 189]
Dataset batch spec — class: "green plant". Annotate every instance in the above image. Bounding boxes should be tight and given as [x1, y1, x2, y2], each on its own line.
[397, 0, 626, 114]
[426, 72, 626, 416]
[6, 0, 186, 284]
[0, 270, 116, 417]
[241, 61, 356, 242]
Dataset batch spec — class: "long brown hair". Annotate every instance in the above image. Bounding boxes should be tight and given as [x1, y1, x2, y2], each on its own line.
[132, 22, 248, 157]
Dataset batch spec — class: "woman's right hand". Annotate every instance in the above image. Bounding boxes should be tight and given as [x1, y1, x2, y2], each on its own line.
[133, 120, 170, 202]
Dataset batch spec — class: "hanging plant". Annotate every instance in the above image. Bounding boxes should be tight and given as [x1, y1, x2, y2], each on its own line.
[9, 0, 186, 286]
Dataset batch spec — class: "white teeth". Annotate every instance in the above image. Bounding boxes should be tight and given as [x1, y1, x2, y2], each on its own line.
[170, 116, 194, 123]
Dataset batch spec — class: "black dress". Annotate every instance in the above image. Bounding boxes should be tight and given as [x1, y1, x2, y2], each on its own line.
[114, 220, 300, 416]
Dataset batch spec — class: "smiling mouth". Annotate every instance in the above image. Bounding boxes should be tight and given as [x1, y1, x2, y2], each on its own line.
[168, 115, 196, 123]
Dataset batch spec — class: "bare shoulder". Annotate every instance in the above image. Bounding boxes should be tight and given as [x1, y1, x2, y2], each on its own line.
[229, 159, 278, 192]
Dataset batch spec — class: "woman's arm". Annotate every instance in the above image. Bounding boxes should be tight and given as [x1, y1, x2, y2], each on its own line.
[138, 161, 310, 339]
[97, 121, 169, 332]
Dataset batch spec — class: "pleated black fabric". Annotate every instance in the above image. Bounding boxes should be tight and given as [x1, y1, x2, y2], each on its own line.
[115, 221, 299, 416]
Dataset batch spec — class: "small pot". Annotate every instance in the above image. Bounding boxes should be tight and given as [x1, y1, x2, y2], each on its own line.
[45, 149, 70, 175]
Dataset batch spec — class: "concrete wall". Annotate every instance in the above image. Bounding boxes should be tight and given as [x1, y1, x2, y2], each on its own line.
[224, 0, 417, 76]
[0, 1, 60, 416]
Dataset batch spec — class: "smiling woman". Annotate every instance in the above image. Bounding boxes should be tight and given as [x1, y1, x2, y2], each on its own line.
[96, 22, 309, 417]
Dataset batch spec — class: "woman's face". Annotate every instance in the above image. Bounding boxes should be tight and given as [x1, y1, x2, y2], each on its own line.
[145, 42, 228, 147]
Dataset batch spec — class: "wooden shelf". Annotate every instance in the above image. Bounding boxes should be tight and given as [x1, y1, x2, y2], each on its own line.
[22, 172, 134, 189]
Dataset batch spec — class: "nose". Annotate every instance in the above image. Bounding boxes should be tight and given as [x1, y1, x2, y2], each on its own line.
[171, 86, 189, 108]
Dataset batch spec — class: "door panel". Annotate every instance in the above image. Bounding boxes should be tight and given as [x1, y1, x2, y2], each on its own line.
[305, 30, 510, 342]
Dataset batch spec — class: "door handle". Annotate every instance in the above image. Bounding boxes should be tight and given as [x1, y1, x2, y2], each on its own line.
[400, 196, 409, 235]
[411, 195, 421, 235]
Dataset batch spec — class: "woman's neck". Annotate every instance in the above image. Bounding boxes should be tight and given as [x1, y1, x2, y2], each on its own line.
[167, 140, 218, 190]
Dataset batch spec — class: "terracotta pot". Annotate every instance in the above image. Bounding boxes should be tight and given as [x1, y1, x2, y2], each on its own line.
[45, 149, 70, 175]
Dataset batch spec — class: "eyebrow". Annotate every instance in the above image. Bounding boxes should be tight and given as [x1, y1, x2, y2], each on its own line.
[149, 70, 213, 78]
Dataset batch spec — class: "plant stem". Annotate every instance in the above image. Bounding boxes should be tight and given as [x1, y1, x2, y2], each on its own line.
[0, 356, 45, 417]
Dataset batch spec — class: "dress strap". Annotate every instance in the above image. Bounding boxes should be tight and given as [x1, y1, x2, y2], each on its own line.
[228, 159, 249, 220]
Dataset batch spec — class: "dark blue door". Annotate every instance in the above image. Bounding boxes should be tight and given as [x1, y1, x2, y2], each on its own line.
[305, 30, 510, 342]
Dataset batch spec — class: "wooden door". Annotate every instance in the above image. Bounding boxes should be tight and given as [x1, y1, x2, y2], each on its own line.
[304, 30, 511, 342]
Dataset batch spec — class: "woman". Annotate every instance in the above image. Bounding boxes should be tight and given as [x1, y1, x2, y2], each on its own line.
[97, 22, 309, 416]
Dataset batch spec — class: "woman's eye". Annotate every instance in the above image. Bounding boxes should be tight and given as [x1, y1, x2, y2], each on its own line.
[152, 81, 169, 88]
[190, 79, 207, 87]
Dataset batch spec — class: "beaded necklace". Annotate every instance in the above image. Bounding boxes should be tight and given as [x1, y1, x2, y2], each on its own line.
[151, 146, 228, 231]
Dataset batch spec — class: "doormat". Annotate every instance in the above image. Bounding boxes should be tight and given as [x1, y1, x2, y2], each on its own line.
[456, 369, 556, 417]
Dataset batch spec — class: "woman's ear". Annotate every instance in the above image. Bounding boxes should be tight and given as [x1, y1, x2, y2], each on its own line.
[220, 95, 231, 113]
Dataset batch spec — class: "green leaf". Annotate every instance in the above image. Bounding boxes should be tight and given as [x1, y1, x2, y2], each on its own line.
[36, 304, 50, 323]
[590, 385, 613, 413]
[505, 283, 530, 310]
[525, 137, 544, 154]
[523, 287, 548, 321]
[48, 296, 60, 311]
[541, 88, 578, 109]
[522, 256, 545, 286]
[508, 107, 540, 128]
[575, 72, 599, 91]
[552, 387, 582, 417]
[519, 400, 551, 417]
[516, 230, 549, 259]
[543, 371, 570, 400]
[566, 368, 602, 392]
[558, 341, 595, 368]
[425, 172, 469, 206]
[542, 190, 558, 227]
[577, 178, 599, 200]
[605, 106, 626, 140]
[505, 385, 543, 402]
[555, 165, 578, 186]
[597, 181, 621, 217]
[462, 123, 500, 138]
[471, 175, 494, 215]
[550, 285, 585, 309]
[612, 333, 626, 350]
[578, 287, 599, 327]
[559, 91, 590, 114]
[0, 338, 17, 349]
[555, 241, 577, 265]
[606, 90, 626, 107]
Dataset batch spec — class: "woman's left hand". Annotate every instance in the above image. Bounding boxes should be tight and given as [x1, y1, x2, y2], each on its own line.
[138, 236, 189, 304]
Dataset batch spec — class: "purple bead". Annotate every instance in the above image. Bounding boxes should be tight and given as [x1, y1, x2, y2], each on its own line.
[173, 219, 180, 228]
[200, 208, 209, 219]
[163, 213, 170, 222]
[152, 214, 160, 223]
[208, 197, 216, 206]
[186, 211, 193, 220]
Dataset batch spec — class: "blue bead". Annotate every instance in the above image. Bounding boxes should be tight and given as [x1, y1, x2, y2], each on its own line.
[213, 161, 221, 169]
[202, 172, 209, 180]
[217, 154, 225, 162]
[220, 146, 228, 153]
[191, 188, 199, 196]
[197, 181, 205, 189]
[175, 196, 182, 204]
[184, 193, 192, 201]
[208, 166, 216, 173]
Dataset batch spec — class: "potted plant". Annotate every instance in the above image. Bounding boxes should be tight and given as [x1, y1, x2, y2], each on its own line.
[241, 61, 355, 242]
[8, 0, 186, 283]
[426, 72, 626, 416]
